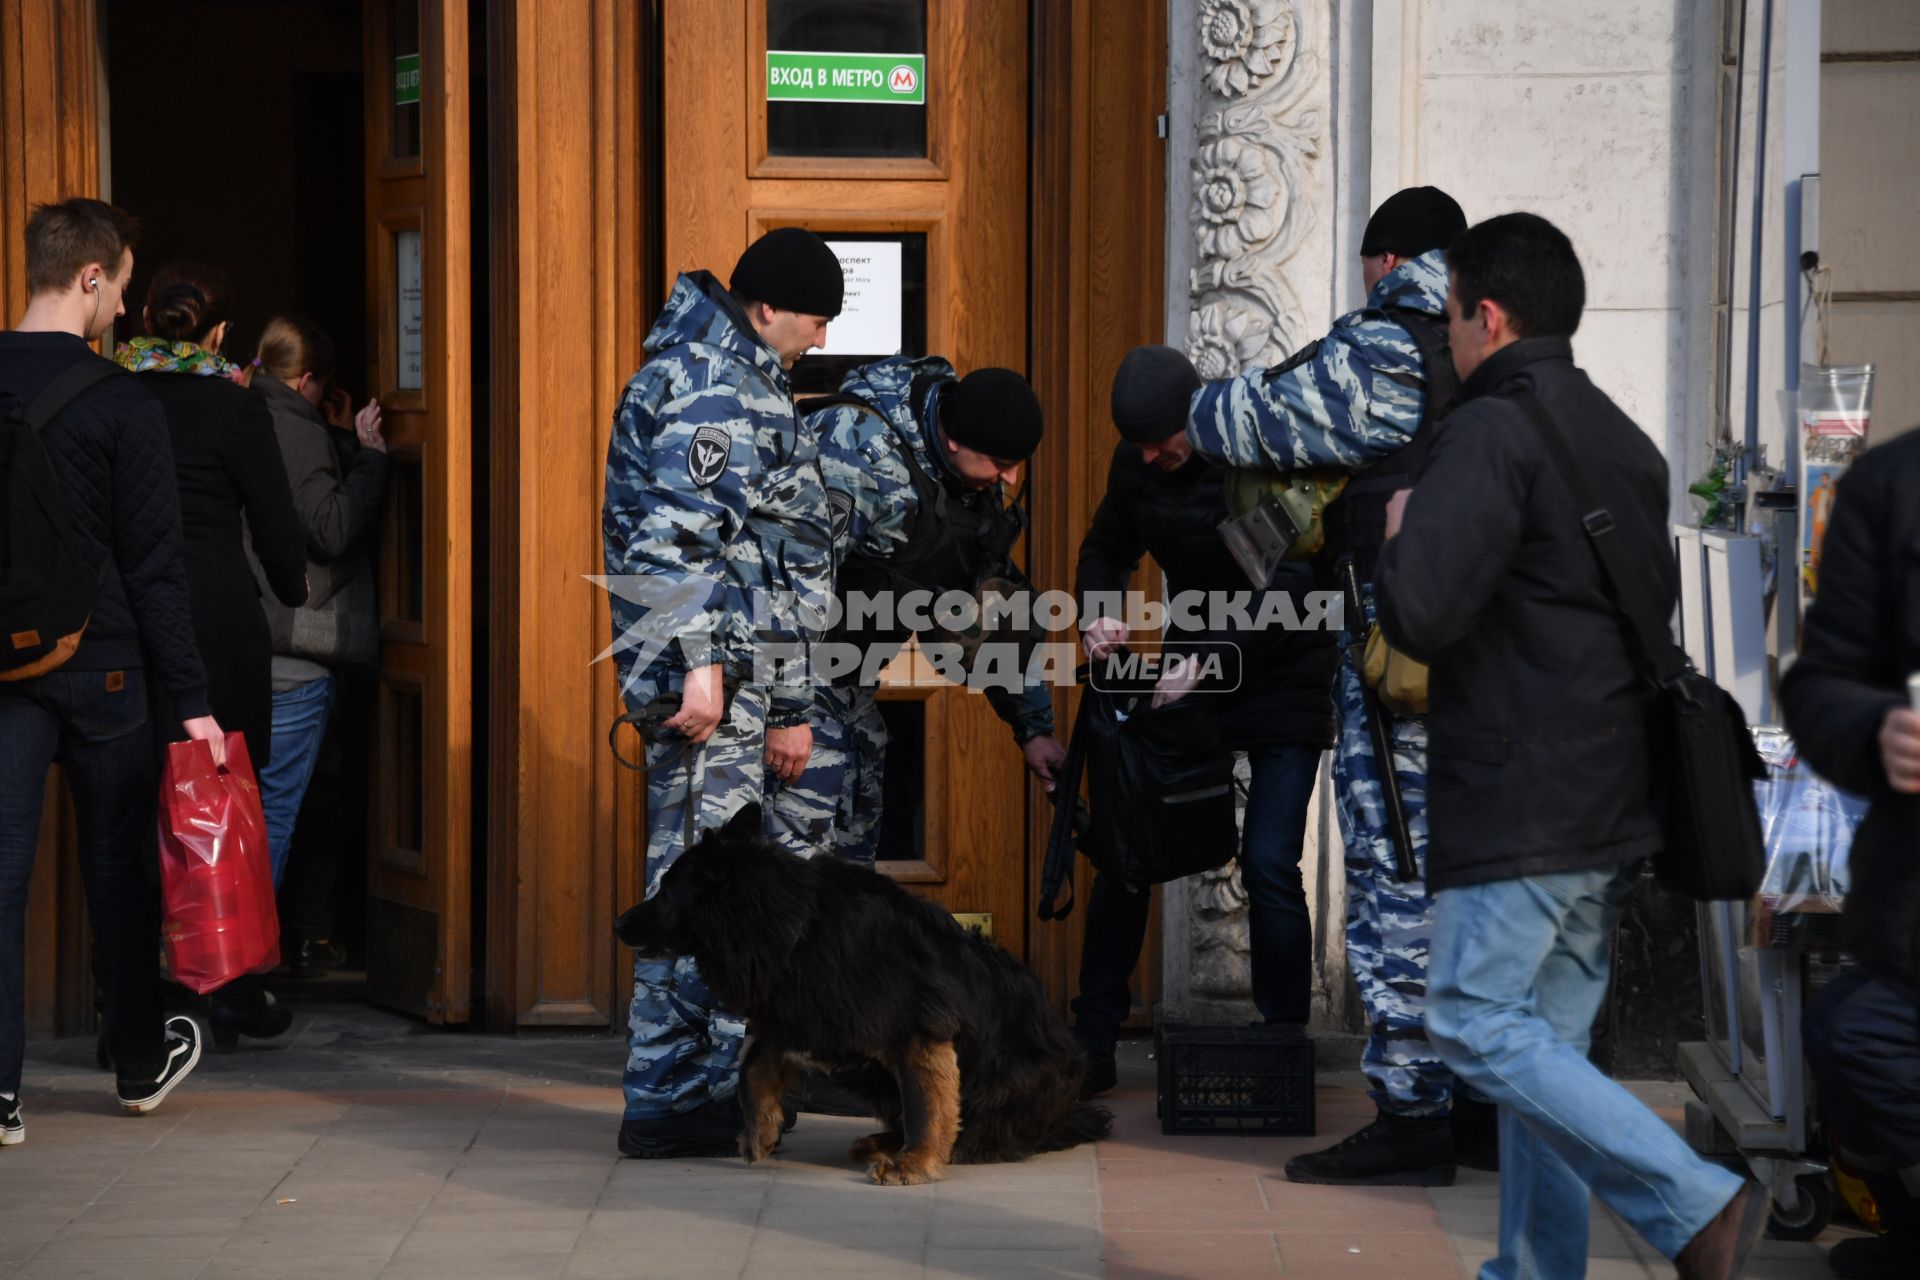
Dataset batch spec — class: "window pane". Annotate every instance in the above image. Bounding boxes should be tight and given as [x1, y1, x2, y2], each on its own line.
[390, 0, 422, 161]
[767, 0, 928, 159]
[874, 698, 927, 861]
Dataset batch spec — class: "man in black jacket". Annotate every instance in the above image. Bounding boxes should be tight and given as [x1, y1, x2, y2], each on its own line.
[1782, 433, 1920, 1279]
[1376, 213, 1766, 1278]
[1071, 345, 1337, 1093]
[0, 199, 211, 1141]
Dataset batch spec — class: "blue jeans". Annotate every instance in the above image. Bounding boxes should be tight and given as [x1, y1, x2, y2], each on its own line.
[0, 668, 168, 1095]
[1427, 865, 1742, 1275]
[258, 675, 334, 887]
[1072, 743, 1322, 1046]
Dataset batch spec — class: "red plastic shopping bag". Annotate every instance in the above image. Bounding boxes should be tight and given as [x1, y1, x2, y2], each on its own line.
[156, 733, 280, 993]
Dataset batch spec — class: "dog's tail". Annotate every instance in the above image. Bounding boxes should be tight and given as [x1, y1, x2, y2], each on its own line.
[1037, 1101, 1114, 1153]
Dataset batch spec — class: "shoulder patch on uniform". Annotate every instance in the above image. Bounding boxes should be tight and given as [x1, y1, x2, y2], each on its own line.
[687, 424, 731, 487]
[827, 488, 854, 541]
[1265, 338, 1323, 382]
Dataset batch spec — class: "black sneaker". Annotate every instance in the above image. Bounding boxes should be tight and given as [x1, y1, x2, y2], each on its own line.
[0, 1095, 21, 1146]
[1079, 1046, 1118, 1100]
[115, 1016, 203, 1114]
[1449, 1095, 1501, 1172]
[616, 1096, 742, 1159]
[291, 937, 349, 980]
[1284, 1111, 1456, 1186]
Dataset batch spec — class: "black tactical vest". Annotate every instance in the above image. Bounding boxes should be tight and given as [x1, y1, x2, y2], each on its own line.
[1319, 306, 1459, 580]
[807, 378, 1026, 651]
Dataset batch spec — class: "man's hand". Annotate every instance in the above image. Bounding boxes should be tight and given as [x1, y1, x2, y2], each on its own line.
[765, 724, 813, 785]
[664, 663, 726, 745]
[1383, 487, 1413, 541]
[1151, 655, 1204, 709]
[1880, 707, 1920, 793]
[182, 715, 227, 768]
[1082, 616, 1128, 661]
[1022, 733, 1068, 793]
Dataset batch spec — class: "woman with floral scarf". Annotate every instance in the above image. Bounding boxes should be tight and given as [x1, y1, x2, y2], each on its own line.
[114, 262, 308, 1049]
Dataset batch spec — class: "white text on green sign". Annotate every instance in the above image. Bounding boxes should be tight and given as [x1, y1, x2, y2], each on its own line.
[766, 51, 925, 105]
[395, 54, 422, 106]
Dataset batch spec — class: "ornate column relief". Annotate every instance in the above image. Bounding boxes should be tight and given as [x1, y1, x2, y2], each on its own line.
[1161, 0, 1350, 1032]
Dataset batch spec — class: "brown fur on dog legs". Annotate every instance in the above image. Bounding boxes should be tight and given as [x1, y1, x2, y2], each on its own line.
[868, 1040, 960, 1186]
[849, 1131, 902, 1163]
[738, 1045, 789, 1163]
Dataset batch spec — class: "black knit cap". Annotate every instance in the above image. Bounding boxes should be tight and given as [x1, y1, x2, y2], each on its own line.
[1110, 344, 1201, 444]
[940, 368, 1043, 461]
[1360, 186, 1468, 259]
[729, 227, 845, 318]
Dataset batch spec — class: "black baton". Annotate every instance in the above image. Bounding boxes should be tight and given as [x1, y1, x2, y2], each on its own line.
[1341, 558, 1418, 882]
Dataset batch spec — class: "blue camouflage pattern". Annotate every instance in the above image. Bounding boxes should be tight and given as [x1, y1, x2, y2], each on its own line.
[1185, 251, 1450, 473]
[601, 271, 831, 728]
[766, 681, 888, 864]
[1182, 253, 1456, 1116]
[623, 684, 768, 1120]
[805, 355, 1054, 743]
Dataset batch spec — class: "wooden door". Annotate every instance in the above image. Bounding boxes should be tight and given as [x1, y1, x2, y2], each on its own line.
[362, 0, 473, 1022]
[663, 1, 1032, 955]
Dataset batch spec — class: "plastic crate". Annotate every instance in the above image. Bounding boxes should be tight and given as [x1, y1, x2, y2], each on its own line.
[1154, 1023, 1315, 1136]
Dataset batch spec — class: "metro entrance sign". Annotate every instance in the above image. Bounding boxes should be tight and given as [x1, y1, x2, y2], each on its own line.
[766, 51, 926, 105]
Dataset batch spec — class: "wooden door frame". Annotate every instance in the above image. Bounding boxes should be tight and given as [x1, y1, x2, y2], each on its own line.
[1027, 0, 1168, 1017]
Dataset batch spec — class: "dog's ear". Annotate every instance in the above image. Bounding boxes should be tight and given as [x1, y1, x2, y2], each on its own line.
[716, 802, 763, 843]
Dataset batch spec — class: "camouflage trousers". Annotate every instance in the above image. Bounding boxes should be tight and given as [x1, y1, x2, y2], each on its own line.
[623, 684, 767, 1121]
[1332, 653, 1456, 1117]
[764, 681, 887, 866]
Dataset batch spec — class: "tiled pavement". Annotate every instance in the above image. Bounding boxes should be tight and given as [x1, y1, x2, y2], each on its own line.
[0, 1005, 1856, 1278]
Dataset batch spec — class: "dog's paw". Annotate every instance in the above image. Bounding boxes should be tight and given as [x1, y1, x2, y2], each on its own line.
[867, 1151, 941, 1186]
[849, 1131, 902, 1162]
[740, 1128, 778, 1164]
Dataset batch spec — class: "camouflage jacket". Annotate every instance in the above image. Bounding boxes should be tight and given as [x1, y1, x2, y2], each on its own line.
[806, 356, 1055, 744]
[601, 271, 830, 726]
[1186, 251, 1450, 473]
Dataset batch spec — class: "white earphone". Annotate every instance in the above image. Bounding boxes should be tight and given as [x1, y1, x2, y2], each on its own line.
[88, 278, 98, 290]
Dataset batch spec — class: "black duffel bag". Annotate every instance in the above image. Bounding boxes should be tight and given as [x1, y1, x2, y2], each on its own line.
[1038, 659, 1238, 920]
[1518, 392, 1765, 901]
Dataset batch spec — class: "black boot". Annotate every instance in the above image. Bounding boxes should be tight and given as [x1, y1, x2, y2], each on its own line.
[782, 1068, 873, 1117]
[1284, 1110, 1456, 1186]
[1079, 1045, 1118, 1100]
[1828, 1174, 1920, 1279]
[209, 988, 293, 1051]
[617, 1096, 742, 1159]
[1450, 1095, 1501, 1172]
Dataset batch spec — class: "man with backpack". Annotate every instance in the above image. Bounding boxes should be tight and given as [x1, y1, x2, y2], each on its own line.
[0, 198, 215, 1142]
[1185, 187, 1494, 1185]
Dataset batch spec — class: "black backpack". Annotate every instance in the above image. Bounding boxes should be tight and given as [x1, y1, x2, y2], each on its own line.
[0, 357, 118, 680]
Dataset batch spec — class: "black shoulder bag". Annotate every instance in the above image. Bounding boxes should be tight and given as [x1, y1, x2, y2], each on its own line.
[1514, 392, 1766, 902]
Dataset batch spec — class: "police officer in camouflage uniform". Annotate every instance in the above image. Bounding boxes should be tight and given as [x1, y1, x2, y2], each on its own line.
[601, 227, 840, 1158]
[766, 356, 1067, 867]
[1186, 188, 1497, 1186]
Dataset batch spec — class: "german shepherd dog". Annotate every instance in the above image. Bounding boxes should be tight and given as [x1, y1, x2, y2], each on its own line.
[615, 805, 1112, 1185]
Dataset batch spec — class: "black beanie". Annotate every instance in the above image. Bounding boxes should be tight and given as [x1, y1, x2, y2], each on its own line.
[1360, 187, 1467, 259]
[729, 227, 845, 318]
[1110, 344, 1201, 443]
[940, 368, 1043, 461]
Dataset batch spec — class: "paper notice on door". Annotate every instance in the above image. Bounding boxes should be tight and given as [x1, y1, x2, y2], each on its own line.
[821, 240, 903, 357]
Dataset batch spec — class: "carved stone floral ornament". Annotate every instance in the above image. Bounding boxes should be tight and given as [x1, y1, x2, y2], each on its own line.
[1192, 136, 1288, 261]
[1186, 304, 1270, 382]
[1199, 0, 1295, 99]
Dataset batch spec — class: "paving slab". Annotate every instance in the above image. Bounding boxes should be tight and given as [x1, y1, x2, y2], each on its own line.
[2, 1003, 1868, 1278]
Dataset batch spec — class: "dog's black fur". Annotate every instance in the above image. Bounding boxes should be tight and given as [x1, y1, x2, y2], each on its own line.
[616, 805, 1111, 1181]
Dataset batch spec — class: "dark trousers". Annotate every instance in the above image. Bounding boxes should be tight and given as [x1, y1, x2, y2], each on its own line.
[1805, 966, 1920, 1235]
[1072, 742, 1322, 1048]
[0, 668, 166, 1094]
